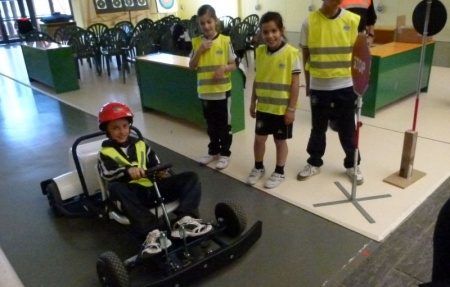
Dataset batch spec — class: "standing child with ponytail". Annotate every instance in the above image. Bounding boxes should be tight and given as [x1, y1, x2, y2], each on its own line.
[189, 4, 238, 170]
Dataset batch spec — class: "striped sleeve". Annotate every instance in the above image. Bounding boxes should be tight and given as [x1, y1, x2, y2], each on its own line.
[98, 149, 129, 183]
[228, 41, 237, 62]
[292, 54, 301, 74]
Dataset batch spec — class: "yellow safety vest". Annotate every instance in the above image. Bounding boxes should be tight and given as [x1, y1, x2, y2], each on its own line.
[308, 10, 359, 78]
[255, 44, 299, 115]
[192, 34, 232, 94]
[100, 140, 153, 187]
[340, 0, 372, 9]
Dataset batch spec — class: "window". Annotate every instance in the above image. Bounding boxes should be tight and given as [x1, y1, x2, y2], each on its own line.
[0, 0, 73, 43]
[52, 0, 71, 14]
[0, 0, 31, 42]
[33, 0, 72, 17]
[1, 0, 30, 20]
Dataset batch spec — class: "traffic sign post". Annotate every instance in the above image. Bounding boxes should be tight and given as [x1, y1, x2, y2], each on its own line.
[313, 34, 392, 224]
[384, 0, 446, 188]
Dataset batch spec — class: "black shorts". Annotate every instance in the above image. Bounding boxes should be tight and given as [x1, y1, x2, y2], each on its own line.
[255, 111, 293, 140]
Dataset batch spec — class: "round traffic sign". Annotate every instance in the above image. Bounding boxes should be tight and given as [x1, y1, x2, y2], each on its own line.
[413, 0, 447, 36]
[351, 34, 371, 97]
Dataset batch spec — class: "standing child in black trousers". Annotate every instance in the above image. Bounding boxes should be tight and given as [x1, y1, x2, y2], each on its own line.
[189, 4, 238, 170]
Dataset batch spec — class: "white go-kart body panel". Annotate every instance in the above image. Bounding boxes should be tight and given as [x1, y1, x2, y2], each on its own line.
[53, 139, 104, 201]
[51, 137, 178, 221]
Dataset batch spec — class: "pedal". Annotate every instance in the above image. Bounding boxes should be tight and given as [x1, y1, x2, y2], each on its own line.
[163, 253, 182, 274]
[200, 240, 211, 249]
[179, 226, 191, 259]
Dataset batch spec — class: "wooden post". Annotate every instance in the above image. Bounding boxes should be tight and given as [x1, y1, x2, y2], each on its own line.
[384, 130, 426, 189]
[399, 130, 417, 178]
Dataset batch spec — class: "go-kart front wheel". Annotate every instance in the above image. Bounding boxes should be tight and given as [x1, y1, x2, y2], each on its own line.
[97, 251, 130, 287]
[215, 200, 247, 237]
[45, 181, 63, 217]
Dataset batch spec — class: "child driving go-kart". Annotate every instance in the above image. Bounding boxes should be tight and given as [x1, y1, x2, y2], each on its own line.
[97, 102, 213, 255]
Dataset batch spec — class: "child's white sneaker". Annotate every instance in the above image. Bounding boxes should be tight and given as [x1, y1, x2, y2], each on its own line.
[346, 166, 364, 185]
[171, 216, 213, 238]
[264, 172, 285, 189]
[297, 164, 320, 181]
[198, 154, 219, 165]
[142, 229, 172, 256]
[246, 168, 265, 185]
[215, 156, 230, 170]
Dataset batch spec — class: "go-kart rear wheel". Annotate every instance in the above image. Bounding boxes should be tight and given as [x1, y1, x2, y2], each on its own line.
[97, 251, 130, 287]
[215, 200, 247, 237]
[46, 181, 63, 217]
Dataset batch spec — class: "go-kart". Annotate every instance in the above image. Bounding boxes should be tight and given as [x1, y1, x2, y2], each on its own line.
[39, 128, 262, 287]
[97, 162, 262, 287]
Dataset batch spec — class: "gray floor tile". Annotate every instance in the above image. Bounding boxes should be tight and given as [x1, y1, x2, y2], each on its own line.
[396, 226, 434, 283]
[379, 269, 422, 287]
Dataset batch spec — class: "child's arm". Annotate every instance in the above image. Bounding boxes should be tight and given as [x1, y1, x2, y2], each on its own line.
[284, 73, 300, 125]
[226, 58, 237, 71]
[301, 47, 310, 96]
[213, 41, 238, 79]
[99, 151, 131, 182]
[249, 80, 257, 118]
[227, 40, 238, 71]
[213, 61, 236, 80]
[127, 166, 146, 180]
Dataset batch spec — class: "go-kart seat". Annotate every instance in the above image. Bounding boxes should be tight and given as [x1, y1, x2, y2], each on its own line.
[95, 165, 180, 225]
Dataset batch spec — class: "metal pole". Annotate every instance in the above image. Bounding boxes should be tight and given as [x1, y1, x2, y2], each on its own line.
[412, 0, 432, 131]
[351, 96, 363, 200]
[153, 183, 172, 230]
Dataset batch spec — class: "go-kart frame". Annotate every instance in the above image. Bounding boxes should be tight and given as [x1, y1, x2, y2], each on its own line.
[40, 127, 262, 287]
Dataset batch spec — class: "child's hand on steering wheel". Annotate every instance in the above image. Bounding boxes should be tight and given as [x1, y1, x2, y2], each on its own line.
[128, 167, 145, 180]
[157, 169, 170, 179]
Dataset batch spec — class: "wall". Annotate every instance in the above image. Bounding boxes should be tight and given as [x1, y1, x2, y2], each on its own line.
[376, 0, 450, 42]
[72, 0, 239, 28]
[240, 0, 450, 42]
[71, 0, 182, 28]
[72, 0, 450, 41]
[177, 0, 239, 19]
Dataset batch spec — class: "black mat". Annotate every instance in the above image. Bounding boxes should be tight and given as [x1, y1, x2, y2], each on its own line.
[341, 176, 450, 287]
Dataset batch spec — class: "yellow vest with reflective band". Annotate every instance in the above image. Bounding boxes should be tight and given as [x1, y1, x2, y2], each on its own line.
[255, 44, 299, 115]
[192, 35, 232, 94]
[340, 0, 371, 9]
[308, 10, 359, 78]
[100, 140, 153, 187]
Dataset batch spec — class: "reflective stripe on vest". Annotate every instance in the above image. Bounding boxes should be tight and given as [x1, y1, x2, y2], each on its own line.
[192, 35, 232, 94]
[340, 0, 371, 9]
[255, 44, 299, 115]
[101, 140, 152, 187]
[308, 10, 359, 78]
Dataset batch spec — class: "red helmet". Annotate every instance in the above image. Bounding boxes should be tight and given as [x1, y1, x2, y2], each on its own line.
[98, 102, 133, 131]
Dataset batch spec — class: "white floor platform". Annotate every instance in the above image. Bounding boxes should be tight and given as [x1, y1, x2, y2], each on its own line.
[2, 44, 450, 241]
[0, 245, 24, 287]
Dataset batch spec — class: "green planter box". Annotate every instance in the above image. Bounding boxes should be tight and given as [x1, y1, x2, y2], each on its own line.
[363, 41, 434, 118]
[21, 41, 79, 94]
[136, 53, 245, 133]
